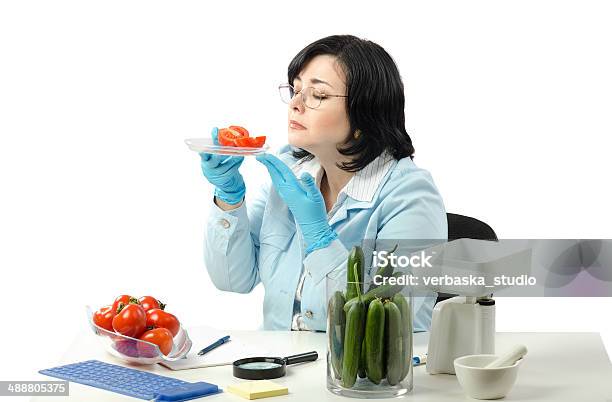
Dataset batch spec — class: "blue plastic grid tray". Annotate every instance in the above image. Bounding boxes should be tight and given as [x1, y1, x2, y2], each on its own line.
[39, 360, 221, 401]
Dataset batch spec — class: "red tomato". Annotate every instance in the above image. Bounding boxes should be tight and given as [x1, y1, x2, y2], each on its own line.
[218, 127, 248, 146]
[146, 308, 180, 337]
[228, 125, 249, 137]
[112, 304, 147, 338]
[234, 136, 266, 148]
[138, 296, 165, 312]
[112, 294, 138, 314]
[93, 305, 115, 332]
[139, 328, 174, 356]
[233, 137, 248, 147]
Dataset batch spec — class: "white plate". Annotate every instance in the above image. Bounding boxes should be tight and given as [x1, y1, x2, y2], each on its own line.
[185, 138, 269, 156]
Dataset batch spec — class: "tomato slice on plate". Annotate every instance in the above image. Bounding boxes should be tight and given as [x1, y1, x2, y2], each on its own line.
[250, 136, 266, 147]
[228, 125, 249, 137]
[218, 127, 248, 146]
[234, 136, 266, 148]
[218, 126, 264, 148]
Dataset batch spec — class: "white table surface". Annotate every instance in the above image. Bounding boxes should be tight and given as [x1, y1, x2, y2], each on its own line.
[31, 329, 612, 401]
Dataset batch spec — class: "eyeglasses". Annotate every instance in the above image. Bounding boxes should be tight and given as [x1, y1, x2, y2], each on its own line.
[278, 83, 347, 109]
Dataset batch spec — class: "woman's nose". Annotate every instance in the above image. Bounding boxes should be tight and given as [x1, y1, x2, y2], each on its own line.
[289, 93, 305, 113]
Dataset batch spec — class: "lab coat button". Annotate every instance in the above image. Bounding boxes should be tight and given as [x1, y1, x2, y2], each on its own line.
[220, 219, 230, 229]
[305, 310, 313, 319]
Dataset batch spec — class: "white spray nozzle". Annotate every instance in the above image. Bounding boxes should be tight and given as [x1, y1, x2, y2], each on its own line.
[484, 345, 528, 368]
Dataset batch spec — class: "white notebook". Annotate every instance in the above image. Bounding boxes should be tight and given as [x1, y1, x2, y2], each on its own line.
[160, 327, 269, 371]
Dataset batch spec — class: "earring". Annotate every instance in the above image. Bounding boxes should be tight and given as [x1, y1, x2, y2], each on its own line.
[354, 129, 362, 139]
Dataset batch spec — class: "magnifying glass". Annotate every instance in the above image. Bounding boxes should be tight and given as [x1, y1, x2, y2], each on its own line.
[232, 351, 319, 380]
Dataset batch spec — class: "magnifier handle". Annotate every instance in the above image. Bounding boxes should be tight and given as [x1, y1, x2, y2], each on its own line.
[283, 351, 318, 365]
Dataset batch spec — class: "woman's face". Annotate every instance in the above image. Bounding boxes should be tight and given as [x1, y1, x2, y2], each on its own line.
[287, 55, 351, 156]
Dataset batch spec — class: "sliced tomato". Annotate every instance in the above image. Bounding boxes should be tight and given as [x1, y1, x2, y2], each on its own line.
[228, 125, 249, 137]
[233, 137, 249, 147]
[235, 136, 266, 148]
[217, 129, 233, 146]
[250, 136, 266, 147]
[218, 127, 247, 146]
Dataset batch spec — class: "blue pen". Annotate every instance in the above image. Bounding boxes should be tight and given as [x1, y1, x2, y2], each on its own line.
[197, 335, 231, 356]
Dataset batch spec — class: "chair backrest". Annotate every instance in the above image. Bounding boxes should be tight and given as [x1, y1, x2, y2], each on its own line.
[447, 213, 498, 242]
[434, 213, 498, 305]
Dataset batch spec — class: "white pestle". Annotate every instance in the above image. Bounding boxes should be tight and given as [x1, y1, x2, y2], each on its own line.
[484, 345, 528, 368]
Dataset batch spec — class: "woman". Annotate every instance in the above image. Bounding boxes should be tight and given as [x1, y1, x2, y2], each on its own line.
[199, 35, 447, 331]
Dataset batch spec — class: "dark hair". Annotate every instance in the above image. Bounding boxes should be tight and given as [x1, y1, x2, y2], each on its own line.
[288, 35, 414, 172]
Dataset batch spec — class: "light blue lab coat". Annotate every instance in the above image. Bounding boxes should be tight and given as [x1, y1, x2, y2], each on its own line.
[204, 145, 448, 331]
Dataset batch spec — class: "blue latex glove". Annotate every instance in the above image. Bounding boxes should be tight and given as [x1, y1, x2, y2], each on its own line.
[255, 153, 338, 253]
[199, 127, 245, 205]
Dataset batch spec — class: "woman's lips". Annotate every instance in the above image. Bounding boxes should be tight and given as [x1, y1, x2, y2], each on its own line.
[289, 120, 307, 130]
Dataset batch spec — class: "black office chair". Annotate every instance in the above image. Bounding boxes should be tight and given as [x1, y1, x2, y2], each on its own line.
[434, 213, 498, 305]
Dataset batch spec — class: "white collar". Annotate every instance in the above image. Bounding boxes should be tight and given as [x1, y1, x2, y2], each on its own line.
[291, 151, 395, 203]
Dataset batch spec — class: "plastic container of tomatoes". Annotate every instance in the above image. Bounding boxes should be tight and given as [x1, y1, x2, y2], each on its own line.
[86, 306, 192, 365]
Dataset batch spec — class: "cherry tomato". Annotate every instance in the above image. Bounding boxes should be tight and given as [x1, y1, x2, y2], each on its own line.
[139, 328, 174, 356]
[234, 136, 266, 148]
[93, 305, 115, 332]
[112, 304, 147, 338]
[138, 296, 165, 312]
[146, 308, 180, 337]
[112, 294, 138, 314]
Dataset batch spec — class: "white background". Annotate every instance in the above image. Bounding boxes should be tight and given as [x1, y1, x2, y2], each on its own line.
[1, 0, 611, 389]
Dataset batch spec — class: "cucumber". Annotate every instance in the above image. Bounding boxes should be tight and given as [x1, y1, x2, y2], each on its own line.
[367, 244, 399, 291]
[358, 339, 367, 378]
[327, 290, 346, 380]
[364, 298, 385, 384]
[344, 271, 406, 313]
[392, 293, 412, 381]
[384, 300, 403, 386]
[341, 263, 366, 388]
[346, 246, 365, 301]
